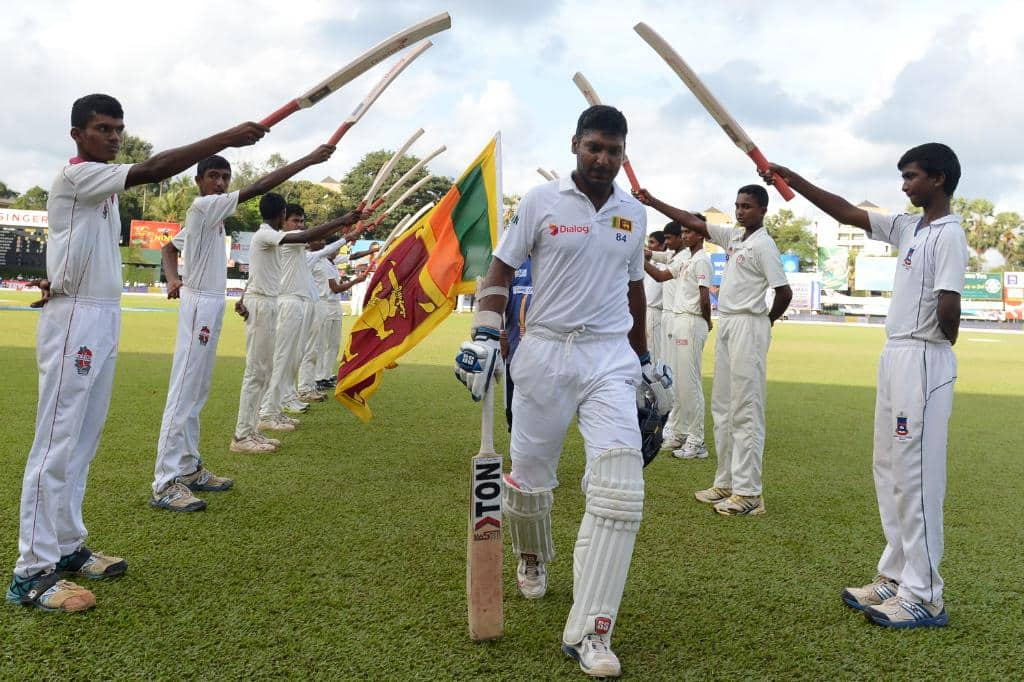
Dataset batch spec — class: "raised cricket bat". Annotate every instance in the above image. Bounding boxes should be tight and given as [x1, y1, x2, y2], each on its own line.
[260, 12, 451, 126]
[572, 72, 641, 192]
[362, 128, 426, 206]
[632, 23, 794, 200]
[536, 167, 555, 181]
[467, 383, 503, 641]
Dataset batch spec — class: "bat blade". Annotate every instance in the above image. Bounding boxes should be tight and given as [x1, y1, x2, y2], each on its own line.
[261, 12, 451, 126]
[633, 22, 794, 200]
[467, 386, 503, 641]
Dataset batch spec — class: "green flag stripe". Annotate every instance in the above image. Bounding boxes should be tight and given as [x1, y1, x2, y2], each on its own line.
[451, 165, 493, 281]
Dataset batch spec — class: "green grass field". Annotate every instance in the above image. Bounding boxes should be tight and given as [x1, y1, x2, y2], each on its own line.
[1, 290, 1022, 680]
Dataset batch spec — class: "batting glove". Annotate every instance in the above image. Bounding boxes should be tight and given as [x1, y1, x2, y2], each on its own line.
[454, 326, 504, 401]
[639, 354, 673, 415]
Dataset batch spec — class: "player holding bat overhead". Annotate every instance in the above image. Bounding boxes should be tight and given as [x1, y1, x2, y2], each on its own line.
[762, 144, 966, 629]
[455, 105, 671, 678]
[151, 144, 337, 513]
[7, 94, 267, 613]
[633, 185, 791, 516]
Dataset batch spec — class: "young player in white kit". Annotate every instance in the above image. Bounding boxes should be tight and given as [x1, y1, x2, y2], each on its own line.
[764, 144, 966, 628]
[232, 194, 364, 449]
[635, 185, 792, 516]
[644, 230, 666, 363]
[455, 106, 671, 678]
[644, 222, 713, 459]
[151, 145, 336, 512]
[648, 223, 689, 450]
[7, 93, 268, 612]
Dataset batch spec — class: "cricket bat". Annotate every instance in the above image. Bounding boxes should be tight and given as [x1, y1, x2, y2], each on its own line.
[572, 72, 641, 192]
[260, 12, 451, 126]
[467, 383, 503, 641]
[632, 22, 795, 201]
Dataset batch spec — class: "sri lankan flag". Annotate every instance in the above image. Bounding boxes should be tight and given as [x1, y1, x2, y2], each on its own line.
[335, 134, 502, 421]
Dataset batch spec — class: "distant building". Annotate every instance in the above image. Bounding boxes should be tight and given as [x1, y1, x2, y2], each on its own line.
[834, 201, 892, 256]
[701, 206, 731, 253]
[317, 176, 343, 194]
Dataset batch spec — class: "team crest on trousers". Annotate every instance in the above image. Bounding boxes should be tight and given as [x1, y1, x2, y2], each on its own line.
[895, 413, 910, 440]
[595, 616, 612, 634]
[198, 326, 211, 346]
[74, 346, 93, 376]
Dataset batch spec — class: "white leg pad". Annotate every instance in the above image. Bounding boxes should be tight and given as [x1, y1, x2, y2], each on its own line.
[563, 448, 644, 646]
[502, 474, 555, 563]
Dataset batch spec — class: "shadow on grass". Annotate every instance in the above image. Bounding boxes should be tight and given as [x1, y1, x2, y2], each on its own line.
[0, 350, 1021, 679]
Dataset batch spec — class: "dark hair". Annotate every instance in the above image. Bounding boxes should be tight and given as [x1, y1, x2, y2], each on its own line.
[197, 155, 231, 178]
[575, 105, 628, 139]
[649, 230, 666, 245]
[662, 222, 682, 237]
[285, 203, 305, 219]
[260, 193, 286, 220]
[71, 94, 123, 128]
[692, 212, 706, 223]
[737, 184, 769, 209]
[898, 143, 961, 195]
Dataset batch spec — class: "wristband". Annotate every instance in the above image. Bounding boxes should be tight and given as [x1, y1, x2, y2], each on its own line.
[637, 351, 651, 365]
[473, 326, 501, 341]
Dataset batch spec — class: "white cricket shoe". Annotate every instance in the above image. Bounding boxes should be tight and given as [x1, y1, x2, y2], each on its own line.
[516, 553, 547, 600]
[283, 401, 309, 415]
[562, 634, 621, 678]
[258, 417, 296, 432]
[660, 435, 686, 451]
[252, 431, 281, 448]
[842, 575, 899, 611]
[673, 441, 708, 460]
[229, 435, 276, 453]
[297, 390, 325, 403]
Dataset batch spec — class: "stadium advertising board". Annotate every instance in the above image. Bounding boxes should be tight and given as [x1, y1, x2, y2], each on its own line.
[817, 246, 848, 290]
[963, 273, 1003, 301]
[130, 220, 180, 249]
[710, 252, 726, 285]
[780, 253, 800, 273]
[1004, 272, 1024, 320]
[230, 232, 254, 264]
[0, 208, 48, 228]
[854, 256, 896, 291]
[786, 272, 821, 311]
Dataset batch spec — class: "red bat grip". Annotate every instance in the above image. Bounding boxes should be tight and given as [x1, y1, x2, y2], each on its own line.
[747, 148, 794, 201]
[622, 160, 641, 193]
[260, 100, 301, 128]
[327, 121, 353, 146]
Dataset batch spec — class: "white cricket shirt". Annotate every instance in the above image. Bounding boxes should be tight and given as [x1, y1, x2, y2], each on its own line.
[171, 191, 239, 294]
[662, 249, 690, 314]
[493, 176, 647, 335]
[279, 242, 313, 299]
[868, 212, 968, 343]
[644, 259, 665, 309]
[246, 224, 286, 297]
[46, 160, 132, 300]
[672, 249, 713, 315]
[707, 224, 788, 315]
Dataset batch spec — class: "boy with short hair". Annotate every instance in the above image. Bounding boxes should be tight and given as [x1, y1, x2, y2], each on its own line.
[634, 185, 792, 516]
[764, 143, 967, 628]
[151, 144, 336, 512]
[8, 93, 267, 612]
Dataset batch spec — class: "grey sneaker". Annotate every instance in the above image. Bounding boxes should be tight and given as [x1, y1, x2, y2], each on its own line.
[151, 481, 206, 512]
[178, 466, 233, 492]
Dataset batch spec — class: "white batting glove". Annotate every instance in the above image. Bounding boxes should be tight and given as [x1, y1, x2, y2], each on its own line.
[639, 355, 673, 415]
[454, 326, 504, 401]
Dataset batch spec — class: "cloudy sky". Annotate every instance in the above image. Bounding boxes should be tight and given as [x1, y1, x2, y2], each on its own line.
[3, 0, 1022, 230]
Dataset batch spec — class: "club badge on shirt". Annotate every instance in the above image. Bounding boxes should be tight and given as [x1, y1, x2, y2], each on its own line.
[903, 248, 915, 269]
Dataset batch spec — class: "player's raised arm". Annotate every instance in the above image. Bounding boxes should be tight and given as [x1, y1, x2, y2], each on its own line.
[280, 208, 369, 245]
[643, 249, 674, 282]
[125, 121, 269, 188]
[761, 164, 870, 232]
[237, 144, 335, 203]
[633, 188, 709, 237]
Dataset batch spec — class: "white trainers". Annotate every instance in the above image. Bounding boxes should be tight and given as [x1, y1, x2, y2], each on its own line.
[279, 414, 300, 426]
[230, 435, 276, 453]
[297, 390, 325, 403]
[673, 441, 708, 459]
[713, 494, 766, 516]
[252, 431, 281, 447]
[694, 486, 732, 504]
[842, 575, 899, 611]
[259, 417, 296, 432]
[283, 401, 309, 415]
[660, 435, 686, 451]
[516, 553, 547, 600]
[562, 634, 622, 678]
[864, 595, 948, 628]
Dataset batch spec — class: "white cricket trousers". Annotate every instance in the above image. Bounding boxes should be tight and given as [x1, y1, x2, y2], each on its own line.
[711, 313, 771, 496]
[259, 295, 307, 418]
[317, 303, 343, 380]
[645, 305, 662, 362]
[298, 299, 329, 393]
[234, 294, 277, 439]
[349, 281, 367, 316]
[508, 328, 642, 491]
[16, 296, 120, 577]
[668, 313, 709, 445]
[153, 288, 225, 494]
[873, 339, 955, 604]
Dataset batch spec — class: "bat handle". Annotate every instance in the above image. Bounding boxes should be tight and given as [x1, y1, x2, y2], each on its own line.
[260, 100, 301, 128]
[747, 148, 795, 201]
[327, 121, 353, 146]
[480, 382, 495, 455]
[622, 160, 641, 193]
[371, 197, 385, 212]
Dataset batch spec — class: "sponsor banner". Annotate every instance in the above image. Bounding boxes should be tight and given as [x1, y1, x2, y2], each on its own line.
[1004, 271, 1024, 305]
[230, 232, 254, 264]
[130, 220, 180, 249]
[854, 256, 896, 292]
[817, 246, 849, 290]
[962, 272, 1002, 301]
[780, 253, 800, 273]
[710, 252, 726, 285]
[0, 208, 48, 228]
[786, 272, 821, 311]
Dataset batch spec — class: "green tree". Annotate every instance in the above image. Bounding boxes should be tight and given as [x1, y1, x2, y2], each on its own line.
[12, 186, 48, 210]
[764, 209, 817, 270]
[146, 175, 198, 223]
[0, 181, 19, 200]
[340, 150, 453, 239]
